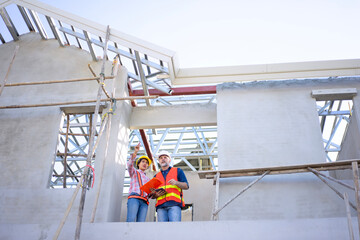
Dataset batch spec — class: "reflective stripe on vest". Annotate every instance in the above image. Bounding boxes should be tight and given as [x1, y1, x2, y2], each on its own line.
[155, 167, 185, 207]
[128, 170, 148, 204]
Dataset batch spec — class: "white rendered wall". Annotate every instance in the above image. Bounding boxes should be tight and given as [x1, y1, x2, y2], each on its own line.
[0, 33, 131, 224]
[217, 82, 326, 170]
[216, 79, 360, 221]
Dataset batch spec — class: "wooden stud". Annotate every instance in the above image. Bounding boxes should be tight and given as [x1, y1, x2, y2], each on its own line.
[52, 177, 84, 240]
[310, 170, 357, 210]
[352, 161, 360, 238]
[211, 172, 220, 221]
[0, 45, 19, 96]
[0, 95, 157, 109]
[90, 56, 120, 222]
[0, 76, 113, 87]
[87, 64, 111, 99]
[344, 192, 355, 240]
[308, 167, 355, 191]
[63, 114, 70, 188]
[75, 25, 111, 240]
[213, 170, 270, 217]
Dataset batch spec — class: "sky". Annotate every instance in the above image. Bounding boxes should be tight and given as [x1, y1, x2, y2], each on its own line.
[20, 0, 360, 68]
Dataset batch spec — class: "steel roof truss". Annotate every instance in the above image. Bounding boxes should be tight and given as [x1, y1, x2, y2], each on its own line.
[135, 50, 150, 106]
[16, 5, 35, 32]
[45, 16, 63, 47]
[28, 9, 47, 39]
[83, 30, 97, 61]
[0, 7, 18, 40]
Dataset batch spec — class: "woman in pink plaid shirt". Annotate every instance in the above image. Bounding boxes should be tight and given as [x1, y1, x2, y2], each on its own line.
[126, 143, 152, 222]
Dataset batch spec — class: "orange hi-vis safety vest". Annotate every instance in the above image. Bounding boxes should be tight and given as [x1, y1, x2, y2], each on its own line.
[154, 167, 185, 208]
[128, 171, 149, 204]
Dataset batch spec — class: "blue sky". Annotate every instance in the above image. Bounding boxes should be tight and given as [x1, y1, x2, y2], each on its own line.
[28, 0, 360, 68]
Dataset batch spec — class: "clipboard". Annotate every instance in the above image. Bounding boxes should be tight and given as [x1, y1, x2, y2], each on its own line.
[140, 178, 162, 194]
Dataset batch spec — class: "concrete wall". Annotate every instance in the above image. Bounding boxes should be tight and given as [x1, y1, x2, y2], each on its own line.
[0, 33, 131, 224]
[217, 81, 326, 170]
[1, 217, 357, 240]
[216, 78, 360, 221]
[334, 94, 360, 180]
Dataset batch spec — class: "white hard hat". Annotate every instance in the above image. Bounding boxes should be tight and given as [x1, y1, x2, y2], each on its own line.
[157, 151, 171, 159]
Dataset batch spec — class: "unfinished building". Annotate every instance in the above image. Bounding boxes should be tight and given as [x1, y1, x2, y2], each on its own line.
[1, 1, 360, 239]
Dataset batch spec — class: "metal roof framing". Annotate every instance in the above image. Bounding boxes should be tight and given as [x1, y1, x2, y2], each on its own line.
[1, 0, 359, 187]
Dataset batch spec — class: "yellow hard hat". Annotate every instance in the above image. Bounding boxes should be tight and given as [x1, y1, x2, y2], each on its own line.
[135, 156, 152, 168]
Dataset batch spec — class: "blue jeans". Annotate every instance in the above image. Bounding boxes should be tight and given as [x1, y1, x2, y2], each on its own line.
[157, 206, 181, 222]
[126, 198, 148, 222]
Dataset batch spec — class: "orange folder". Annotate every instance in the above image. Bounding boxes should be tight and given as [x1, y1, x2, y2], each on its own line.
[140, 178, 162, 194]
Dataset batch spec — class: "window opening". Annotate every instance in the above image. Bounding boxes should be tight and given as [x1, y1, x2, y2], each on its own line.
[49, 112, 101, 188]
[316, 99, 353, 162]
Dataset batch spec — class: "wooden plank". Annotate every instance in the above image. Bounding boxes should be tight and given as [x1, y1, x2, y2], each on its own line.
[198, 159, 360, 179]
[344, 192, 355, 240]
[352, 161, 360, 239]
[211, 172, 220, 221]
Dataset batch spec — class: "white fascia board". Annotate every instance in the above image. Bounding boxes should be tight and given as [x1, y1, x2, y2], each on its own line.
[0, 0, 14, 8]
[109, 28, 175, 62]
[174, 59, 360, 85]
[167, 53, 180, 82]
[14, 0, 176, 62]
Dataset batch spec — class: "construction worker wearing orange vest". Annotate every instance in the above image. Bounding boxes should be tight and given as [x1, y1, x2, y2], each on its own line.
[149, 151, 189, 222]
[126, 143, 152, 222]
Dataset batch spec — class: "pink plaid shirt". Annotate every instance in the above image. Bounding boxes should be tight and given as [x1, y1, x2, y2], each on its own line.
[127, 154, 150, 198]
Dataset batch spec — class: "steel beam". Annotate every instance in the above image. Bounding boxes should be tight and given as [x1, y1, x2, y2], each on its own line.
[132, 86, 216, 96]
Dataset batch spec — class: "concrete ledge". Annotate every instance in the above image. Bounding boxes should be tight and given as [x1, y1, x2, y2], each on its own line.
[217, 76, 360, 91]
[0, 217, 356, 240]
[130, 103, 217, 129]
[311, 88, 357, 101]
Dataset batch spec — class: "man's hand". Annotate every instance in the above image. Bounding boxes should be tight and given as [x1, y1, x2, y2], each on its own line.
[168, 179, 189, 190]
[168, 179, 178, 186]
[148, 188, 166, 199]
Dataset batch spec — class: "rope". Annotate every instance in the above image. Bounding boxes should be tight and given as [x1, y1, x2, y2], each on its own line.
[101, 98, 117, 121]
[86, 165, 95, 188]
